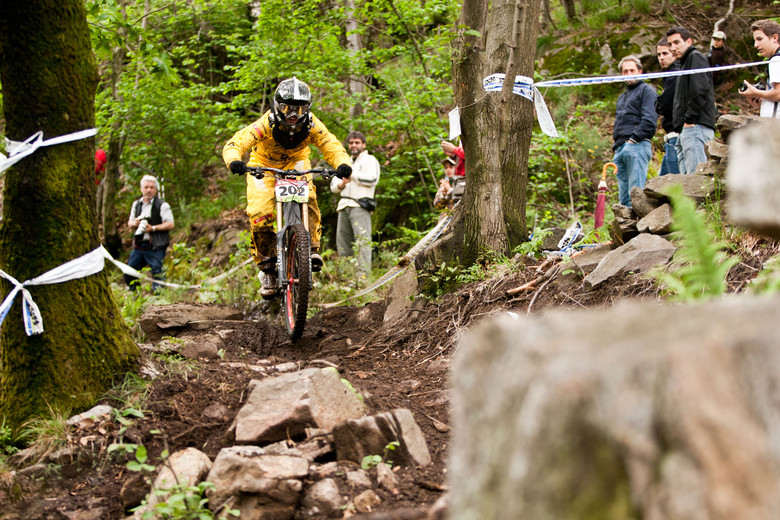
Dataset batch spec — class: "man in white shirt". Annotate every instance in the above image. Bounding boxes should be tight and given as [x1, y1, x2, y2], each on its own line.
[330, 131, 380, 276]
[740, 19, 780, 118]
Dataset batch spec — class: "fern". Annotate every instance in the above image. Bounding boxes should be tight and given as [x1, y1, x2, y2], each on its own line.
[652, 185, 738, 301]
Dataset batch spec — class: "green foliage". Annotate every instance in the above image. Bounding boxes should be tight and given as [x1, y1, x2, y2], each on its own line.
[650, 186, 738, 301]
[515, 229, 551, 258]
[747, 255, 780, 294]
[0, 417, 19, 456]
[361, 441, 400, 469]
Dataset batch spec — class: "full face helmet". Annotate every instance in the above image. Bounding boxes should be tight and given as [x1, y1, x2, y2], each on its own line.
[273, 77, 312, 133]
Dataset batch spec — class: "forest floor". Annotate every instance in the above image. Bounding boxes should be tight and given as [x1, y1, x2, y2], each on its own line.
[1, 227, 776, 520]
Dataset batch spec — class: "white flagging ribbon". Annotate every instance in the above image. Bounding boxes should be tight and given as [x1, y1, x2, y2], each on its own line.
[1, 128, 98, 174]
[0, 245, 249, 336]
[484, 60, 770, 137]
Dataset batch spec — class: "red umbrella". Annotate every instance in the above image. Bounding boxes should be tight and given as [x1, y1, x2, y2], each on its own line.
[595, 162, 617, 229]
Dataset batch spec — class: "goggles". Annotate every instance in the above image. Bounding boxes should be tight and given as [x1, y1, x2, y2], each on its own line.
[277, 102, 310, 118]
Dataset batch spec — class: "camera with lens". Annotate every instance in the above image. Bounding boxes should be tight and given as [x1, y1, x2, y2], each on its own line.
[135, 217, 149, 236]
[739, 81, 766, 93]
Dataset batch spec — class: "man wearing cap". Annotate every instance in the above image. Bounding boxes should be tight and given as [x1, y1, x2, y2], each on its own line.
[708, 30, 728, 85]
[666, 26, 718, 175]
[434, 156, 461, 211]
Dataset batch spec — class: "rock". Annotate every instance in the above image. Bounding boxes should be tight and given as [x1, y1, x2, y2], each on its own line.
[66, 404, 113, 426]
[643, 174, 716, 203]
[570, 244, 611, 276]
[300, 478, 343, 517]
[229, 367, 367, 444]
[450, 297, 780, 520]
[636, 203, 673, 234]
[353, 489, 382, 513]
[202, 402, 229, 421]
[705, 139, 729, 161]
[716, 113, 761, 143]
[333, 408, 431, 467]
[180, 335, 221, 360]
[384, 266, 419, 323]
[726, 119, 780, 240]
[375, 463, 400, 495]
[206, 446, 309, 519]
[139, 303, 243, 343]
[262, 434, 334, 462]
[427, 494, 449, 520]
[611, 204, 635, 220]
[134, 448, 212, 518]
[608, 216, 638, 246]
[630, 186, 661, 218]
[346, 469, 373, 490]
[584, 233, 676, 288]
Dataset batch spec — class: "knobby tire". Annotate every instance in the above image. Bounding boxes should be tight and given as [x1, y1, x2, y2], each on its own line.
[283, 224, 311, 341]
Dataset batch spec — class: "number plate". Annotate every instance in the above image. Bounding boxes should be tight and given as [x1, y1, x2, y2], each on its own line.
[275, 178, 309, 203]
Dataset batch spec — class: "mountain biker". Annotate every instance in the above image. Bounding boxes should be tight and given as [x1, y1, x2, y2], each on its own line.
[223, 77, 353, 298]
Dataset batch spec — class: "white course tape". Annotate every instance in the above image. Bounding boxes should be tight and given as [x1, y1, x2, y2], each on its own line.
[484, 60, 770, 137]
[1, 128, 98, 174]
[0, 245, 253, 336]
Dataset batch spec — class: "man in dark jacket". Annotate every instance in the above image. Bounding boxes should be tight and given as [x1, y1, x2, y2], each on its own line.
[667, 26, 718, 174]
[126, 175, 175, 292]
[612, 55, 657, 207]
[656, 38, 680, 175]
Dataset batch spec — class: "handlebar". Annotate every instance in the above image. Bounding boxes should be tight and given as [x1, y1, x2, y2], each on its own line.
[246, 166, 336, 180]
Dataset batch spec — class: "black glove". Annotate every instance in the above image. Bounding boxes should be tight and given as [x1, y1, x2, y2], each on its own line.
[229, 160, 247, 175]
[336, 163, 352, 179]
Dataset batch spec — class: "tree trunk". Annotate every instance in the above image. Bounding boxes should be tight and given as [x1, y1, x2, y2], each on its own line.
[0, 0, 139, 428]
[453, 0, 539, 265]
[345, 0, 365, 120]
[560, 0, 577, 22]
[101, 0, 129, 258]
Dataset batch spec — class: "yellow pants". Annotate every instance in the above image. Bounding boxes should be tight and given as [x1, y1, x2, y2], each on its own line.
[246, 159, 321, 265]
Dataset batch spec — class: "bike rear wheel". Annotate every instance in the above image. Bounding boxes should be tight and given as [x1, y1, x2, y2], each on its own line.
[282, 223, 311, 340]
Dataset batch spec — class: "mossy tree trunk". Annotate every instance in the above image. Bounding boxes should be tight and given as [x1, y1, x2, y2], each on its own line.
[453, 0, 539, 265]
[0, 0, 140, 428]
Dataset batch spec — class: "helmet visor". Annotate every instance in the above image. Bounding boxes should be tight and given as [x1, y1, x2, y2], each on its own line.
[278, 102, 309, 118]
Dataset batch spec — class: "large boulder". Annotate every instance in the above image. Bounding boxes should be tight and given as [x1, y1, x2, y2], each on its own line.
[726, 118, 780, 240]
[229, 367, 368, 444]
[450, 297, 780, 520]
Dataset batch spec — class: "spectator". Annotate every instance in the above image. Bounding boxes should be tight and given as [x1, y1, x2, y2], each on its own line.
[611, 55, 657, 207]
[666, 26, 718, 174]
[708, 30, 728, 85]
[125, 175, 174, 292]
[434, 156, 464, 212]
[94, 148, 107, 186]
[656, 38, 681, 176]
[441, 140, 465, 178]
[330, 131, 380, 276]
[739, 19, 780, 119]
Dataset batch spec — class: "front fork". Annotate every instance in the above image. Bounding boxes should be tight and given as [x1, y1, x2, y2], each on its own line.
[275, 199, 310, 287]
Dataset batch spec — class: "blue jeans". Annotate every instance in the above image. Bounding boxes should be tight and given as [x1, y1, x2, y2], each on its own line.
[659, 137, 679, 176]
[613, 140, 652, 207]
[125, 247, 166, 292]
[675, 125, 714, 174]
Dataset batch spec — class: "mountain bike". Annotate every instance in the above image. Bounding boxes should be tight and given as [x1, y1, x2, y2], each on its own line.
[246, 166, 336, 341]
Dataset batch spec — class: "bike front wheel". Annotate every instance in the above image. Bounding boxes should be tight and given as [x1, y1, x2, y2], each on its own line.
[282, 223, 311, 341]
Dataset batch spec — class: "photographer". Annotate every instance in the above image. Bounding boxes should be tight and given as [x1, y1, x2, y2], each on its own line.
[125, 175, 175, 292]
[740, 19, 780, 119]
